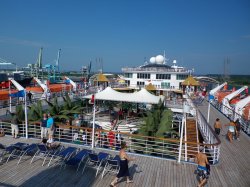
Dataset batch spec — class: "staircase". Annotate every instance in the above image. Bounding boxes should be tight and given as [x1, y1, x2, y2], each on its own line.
[186, 118, 198, 158]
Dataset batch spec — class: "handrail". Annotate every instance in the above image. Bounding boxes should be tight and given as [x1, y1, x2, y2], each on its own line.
[212, 99, 250, 134]
[0, 118, 221, 164]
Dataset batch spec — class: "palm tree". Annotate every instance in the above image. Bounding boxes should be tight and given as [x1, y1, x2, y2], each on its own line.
[6, 104, 25, 125]
[139, 100, 173, 138]
[46, 95, 83, 123]
[46, 97, 68, 123]
[28, 100, 44, 122]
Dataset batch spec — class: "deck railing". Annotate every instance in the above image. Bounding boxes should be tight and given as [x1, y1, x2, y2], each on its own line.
[0, 118, 220, 164]
[212, 100, 250, 134]
[183, 94, 221, 164]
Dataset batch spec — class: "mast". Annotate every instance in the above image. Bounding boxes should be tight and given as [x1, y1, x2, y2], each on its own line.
[38, 47, 43, 69]
[56, 49, 61, 72]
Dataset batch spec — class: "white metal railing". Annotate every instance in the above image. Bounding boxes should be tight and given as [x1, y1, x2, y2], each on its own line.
[212, 101, 250, 134]
[0, 120, 220, 164]
[185, 94, 221, 164]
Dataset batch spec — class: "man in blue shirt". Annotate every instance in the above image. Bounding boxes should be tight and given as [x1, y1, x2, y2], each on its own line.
[47, 113, 54, 143]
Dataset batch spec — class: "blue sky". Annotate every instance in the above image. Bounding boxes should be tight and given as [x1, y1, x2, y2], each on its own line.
[0, 0, 250, 75]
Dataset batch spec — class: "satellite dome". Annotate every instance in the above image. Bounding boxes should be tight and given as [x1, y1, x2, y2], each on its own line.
[155, 55, 164, 64]
[149, 57, 156, 63]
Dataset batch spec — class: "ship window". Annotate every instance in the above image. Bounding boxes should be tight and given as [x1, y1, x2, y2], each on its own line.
[176, 74, 188, 80]
[124, 73, 132, 78]
[137, 81, 145, 85]
[161, 82, 170, 89]
[137, 73, 150, 79]
[125, 80, 130, 86]
[156, 74, 171, 80]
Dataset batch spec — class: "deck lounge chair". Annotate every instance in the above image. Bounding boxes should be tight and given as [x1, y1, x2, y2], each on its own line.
[82, 152, 110, 177]
[62, 149, 91, 172]
[47, 146, 77, 167]
[101, 155, 120, 178]
[30, 144, 50, 164]
[16, 143, 38, 165]
[0, 143, 6, 162]
[5, 142, 29, 163]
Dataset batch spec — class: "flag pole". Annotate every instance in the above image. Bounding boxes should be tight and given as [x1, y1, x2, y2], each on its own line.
[91, 95, 95, 149]
[24, 90, 28, 139]
[9, 81, 12, 112]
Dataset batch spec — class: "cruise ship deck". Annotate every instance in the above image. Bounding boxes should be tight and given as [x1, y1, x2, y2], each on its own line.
[0, 101, 250, 187]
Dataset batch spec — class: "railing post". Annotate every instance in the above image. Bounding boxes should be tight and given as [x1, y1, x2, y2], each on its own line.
[178, 113, 185, 163]
[184, 117, 187, 161]
[213, 146, 216, 164]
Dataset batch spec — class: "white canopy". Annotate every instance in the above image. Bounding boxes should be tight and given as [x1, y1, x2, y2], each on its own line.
[83, 87, 163, 104]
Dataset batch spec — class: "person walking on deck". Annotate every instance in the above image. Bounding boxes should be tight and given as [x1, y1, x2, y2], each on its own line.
[235, 119, 241, 141]
[214, 118, 222, 136]
[40, 113, 48, 140]
[225, 121, 236, 143]
[195, 147, 210, 187]
[27, 91, 33, 103]
[110, 142, 135, 187]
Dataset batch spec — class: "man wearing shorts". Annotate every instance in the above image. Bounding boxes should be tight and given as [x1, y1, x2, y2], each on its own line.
[40, 113, 48, 139]
[214, 118, 222, 136]
[11, 116, 19, 139]
[47, 113, 54, 143]
[195, 147, 210, 187]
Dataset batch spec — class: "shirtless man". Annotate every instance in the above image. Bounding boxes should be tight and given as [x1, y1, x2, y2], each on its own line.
[195, 147, 209, 187]
[214, 118, 222, 136]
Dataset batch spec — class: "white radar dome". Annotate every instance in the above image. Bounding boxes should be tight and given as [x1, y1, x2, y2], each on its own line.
[150, 57, 156, 63]
[155, 55, 164, 64]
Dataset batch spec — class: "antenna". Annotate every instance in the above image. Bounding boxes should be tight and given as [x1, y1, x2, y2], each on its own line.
[37, 47, 43, 69]
[101, 57, 103, 73]
[56, 49, 61, 72]
[163, 50, 166, 64]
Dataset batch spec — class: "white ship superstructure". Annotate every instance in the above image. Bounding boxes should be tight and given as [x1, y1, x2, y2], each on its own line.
[122, 54, 192, 91]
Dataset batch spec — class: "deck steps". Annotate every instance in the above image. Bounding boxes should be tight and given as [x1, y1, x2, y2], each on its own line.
[186, 118, 198, 157]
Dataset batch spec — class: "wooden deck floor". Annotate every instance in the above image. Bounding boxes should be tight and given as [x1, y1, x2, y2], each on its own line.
[0, 101, 250, 187]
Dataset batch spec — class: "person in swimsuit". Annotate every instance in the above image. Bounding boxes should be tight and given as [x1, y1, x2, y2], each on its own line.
[225, 121, 236, 143]
[195, 147, 210, 187]
[110, 142, 135, 187]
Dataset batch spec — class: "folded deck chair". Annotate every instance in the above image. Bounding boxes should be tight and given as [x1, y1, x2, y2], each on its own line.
[101, 155, 120, 178]
[62, 149, 91, 172]
[82, 152, 109, 177]
[48, 146, 77, 167]
[5, 142, 29, 163]
[16, 143, 38, 165]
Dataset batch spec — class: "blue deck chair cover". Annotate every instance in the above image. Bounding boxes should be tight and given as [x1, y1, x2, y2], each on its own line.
[48, 146, 77, 166]
[17, 143, 37, 165]
[83, 152, 109, 176]
[63, 149, 91, 172]
[30, 144, 50, 165]
[5, 142, 29, 163]
[101, 155, 120, 178]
